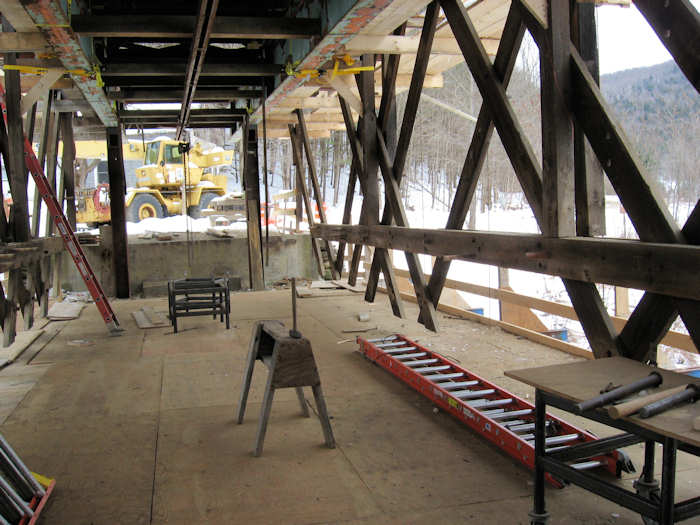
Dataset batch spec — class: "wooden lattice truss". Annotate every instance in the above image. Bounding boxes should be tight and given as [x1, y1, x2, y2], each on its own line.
[304, 0, 700, 362]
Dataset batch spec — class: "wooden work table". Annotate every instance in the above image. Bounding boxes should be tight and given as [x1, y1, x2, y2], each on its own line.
[505, 357, 700, 448]
[506, 357, 700, 525]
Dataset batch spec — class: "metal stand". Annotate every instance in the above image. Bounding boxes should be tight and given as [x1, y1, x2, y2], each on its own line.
[530, 389, 699, 525]
[235, 320, 335, 456]
[167, 277, 230, 333]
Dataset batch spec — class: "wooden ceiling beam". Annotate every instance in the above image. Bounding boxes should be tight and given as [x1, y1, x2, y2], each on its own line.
[71, 15, 321, 39]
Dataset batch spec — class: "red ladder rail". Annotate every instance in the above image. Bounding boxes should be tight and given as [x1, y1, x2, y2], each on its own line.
[0, 85, 120, 334]
[358, 334, 635, 487]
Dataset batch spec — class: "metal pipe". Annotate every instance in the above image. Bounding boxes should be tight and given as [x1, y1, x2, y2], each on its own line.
[289, 278, 301, 338]
[575, 372, 662, 413]
[0, 434, 43, 496]
[544, 434, 579, 446]
[0, 475, 32, 519]
[639, 384, 699, 419]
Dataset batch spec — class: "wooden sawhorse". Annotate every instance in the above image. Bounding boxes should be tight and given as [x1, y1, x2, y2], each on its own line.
[235, 320, 335, 456]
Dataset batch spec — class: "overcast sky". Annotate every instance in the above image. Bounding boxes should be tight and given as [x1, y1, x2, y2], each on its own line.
[597, 1, 700, 74]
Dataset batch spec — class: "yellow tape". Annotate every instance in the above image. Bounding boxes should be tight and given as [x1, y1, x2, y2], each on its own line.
[30, 471, 54, 489]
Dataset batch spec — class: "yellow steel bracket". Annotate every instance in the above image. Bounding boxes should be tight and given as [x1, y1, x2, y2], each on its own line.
[31, 471, 55, 490]
[329, 55, 373, 80]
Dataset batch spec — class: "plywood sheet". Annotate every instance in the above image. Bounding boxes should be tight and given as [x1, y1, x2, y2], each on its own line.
[48, 301, 86, 320]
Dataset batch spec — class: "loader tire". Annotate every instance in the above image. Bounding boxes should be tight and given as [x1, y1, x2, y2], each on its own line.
[127, 194, 164, 222]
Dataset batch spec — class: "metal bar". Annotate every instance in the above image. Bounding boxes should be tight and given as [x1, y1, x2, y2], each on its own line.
[177, 0, 221, 139]
[575, 372, 662, 413]
[660, 437, 677, 524]
[424, 372, 464, 381]
[540, 457, 658, 519]
[548, 433, 643, 463]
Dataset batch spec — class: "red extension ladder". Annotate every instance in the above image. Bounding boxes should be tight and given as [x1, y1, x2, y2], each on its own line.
[0, 84, 120, 334]
[358, 334, 635, 487]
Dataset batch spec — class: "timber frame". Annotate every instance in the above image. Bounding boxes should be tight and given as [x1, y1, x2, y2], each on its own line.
[309, 0, 700, 363]
[2, 0, 697, 364]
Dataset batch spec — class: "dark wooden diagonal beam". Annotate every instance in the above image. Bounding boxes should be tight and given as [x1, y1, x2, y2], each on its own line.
[426, 4, 524, 311]
[288, 124, 325, 278]
[339, 96, 404, 318]
[633, 0, 700, 92]
[441, 0, 618, 357]
[366, 1, 439, 310]
[376, 132, 438, 330]
[296, 109, 339, 279]
[334, 158, 358, 276]
[570, 49, 682, 243]
[619, 201, 700, 360]
[440, 0, 544, 223]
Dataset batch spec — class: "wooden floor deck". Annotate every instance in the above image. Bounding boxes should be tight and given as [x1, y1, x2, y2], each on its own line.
[0, 289, 698, 524]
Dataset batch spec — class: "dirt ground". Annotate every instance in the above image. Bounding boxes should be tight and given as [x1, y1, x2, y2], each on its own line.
[0, 290, 698, 524]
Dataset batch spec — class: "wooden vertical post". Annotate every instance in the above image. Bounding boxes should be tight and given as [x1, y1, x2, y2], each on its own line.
[571, 0, 605, 237]
[60, 113, 76, 230]
[3, 42, 30, 242]
[32, 90, 53, 238]
[540, 0, 575, 238]
[243, 123, 264, 290]
[43, 103, 60, 237]
[106, 127, 130, 298]
[2, 270, 19, 347]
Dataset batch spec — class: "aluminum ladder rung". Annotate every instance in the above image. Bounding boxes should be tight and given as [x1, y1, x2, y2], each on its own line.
[405, 359, 439, 366]
[367, 336, 398, 343]
[384, 347, 417, 354]
[453, 388, 496, 400]
[424, 373, 464, 381]
[376, 341, 409, 349]
[414, 365, 451, 373]
[508, 422, 536, 433]
[480, 408, 506, 417]
[394, 352, 427, 360]
[435, 380, 479, 390]
[469, 398, 513, 409]
[503, 419, 528, 428]
[523, 434, 580, 445]
[571, 460, 603, 471]
[490, 409, 533, 421]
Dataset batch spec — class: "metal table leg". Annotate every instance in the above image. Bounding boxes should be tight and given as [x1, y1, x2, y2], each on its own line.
[660, 437, 677, 525]
[530, 389, 550, 524]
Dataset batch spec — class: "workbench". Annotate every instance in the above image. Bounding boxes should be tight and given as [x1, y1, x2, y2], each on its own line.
[506, 357, 700, 525]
